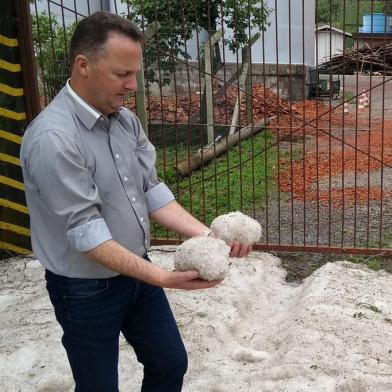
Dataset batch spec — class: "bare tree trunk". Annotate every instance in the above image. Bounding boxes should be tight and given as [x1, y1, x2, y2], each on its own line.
[175, 118, 270, 177]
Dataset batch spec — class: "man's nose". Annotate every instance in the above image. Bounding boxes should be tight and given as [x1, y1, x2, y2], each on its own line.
[124, 77, 137, 92]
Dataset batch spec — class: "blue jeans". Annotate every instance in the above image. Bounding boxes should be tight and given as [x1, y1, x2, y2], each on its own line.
[45, 256, 187, 392]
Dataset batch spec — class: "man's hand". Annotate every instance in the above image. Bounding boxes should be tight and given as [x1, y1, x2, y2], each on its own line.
[158, 269, 223, 290]
[87, 240, 222, 290]
[209, 231, 252, 258]
[228, 241, 253, 258]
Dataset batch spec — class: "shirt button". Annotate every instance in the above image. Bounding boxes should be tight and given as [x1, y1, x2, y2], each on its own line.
[115, 154, 120, 159]
[131, 197, 136, 202]
[124, 176, 128, 182]
[140, 217, 144, 222]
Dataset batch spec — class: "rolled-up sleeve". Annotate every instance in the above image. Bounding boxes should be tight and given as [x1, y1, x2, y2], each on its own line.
[24, 130, 112, 252]
[144, 182, 175, 213]
[66, 218, 112, 251]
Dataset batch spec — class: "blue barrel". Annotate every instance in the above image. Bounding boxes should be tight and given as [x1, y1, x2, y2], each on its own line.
[359, 13, 391, 33]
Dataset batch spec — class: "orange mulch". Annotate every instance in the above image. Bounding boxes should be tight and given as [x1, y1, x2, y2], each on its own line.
[124, 83, 294, 124]
[279, 127, 392, 207]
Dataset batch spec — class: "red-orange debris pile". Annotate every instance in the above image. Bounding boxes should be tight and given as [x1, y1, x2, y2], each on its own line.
[215, 84, 292, 122]
[124, 83, 294, 124]
[124, 95, 200, 123]
[124, 85, 364, 141]
[279, 126, 392, 207]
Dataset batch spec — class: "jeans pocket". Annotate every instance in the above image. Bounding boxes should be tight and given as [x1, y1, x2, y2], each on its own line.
[61, 278, 109, 299]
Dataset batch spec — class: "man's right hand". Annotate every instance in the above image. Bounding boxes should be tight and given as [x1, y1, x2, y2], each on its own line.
[158, 270, 223, 290]
[87, 240, 222, 290]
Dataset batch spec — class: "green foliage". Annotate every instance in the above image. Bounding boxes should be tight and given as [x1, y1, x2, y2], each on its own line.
[347, 254, 384, 271]
[31, 11, 76, 99]
[153, 131, 277, 238]
[123, 0, 270, 86]
[340, 91, 356, 104]
[316, 0, 341, 26]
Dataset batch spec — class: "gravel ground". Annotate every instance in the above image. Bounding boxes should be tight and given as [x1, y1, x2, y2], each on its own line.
[314, 167, 392, 191]
[257, 197, 392, 249]
[256, 150, 392, 250]
[341, 74, 392, 120]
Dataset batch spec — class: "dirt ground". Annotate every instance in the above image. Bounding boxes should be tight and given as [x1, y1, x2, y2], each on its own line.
[276, 250, 392, 282]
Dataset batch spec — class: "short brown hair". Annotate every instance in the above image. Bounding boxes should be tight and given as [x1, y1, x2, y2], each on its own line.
[69, 11, 143, 65]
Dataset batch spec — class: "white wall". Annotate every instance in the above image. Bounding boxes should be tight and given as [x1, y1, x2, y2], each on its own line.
[316, 31, 345, 64]
[31, 0, 315, 66]
[186, 0, 316, 66]
[235, 0, 315, 66]
[188, 0, 315, 66]
[30, 0, 107, 25]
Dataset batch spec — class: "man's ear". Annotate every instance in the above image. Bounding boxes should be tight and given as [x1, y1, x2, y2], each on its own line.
[74, 54, 89, 77]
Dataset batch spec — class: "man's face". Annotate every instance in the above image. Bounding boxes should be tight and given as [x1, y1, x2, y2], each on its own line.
[85, 33, 142, 116]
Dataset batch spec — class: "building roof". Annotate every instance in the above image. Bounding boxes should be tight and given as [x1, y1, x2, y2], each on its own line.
[353, 32, 392, 39]
[316, 25, 353, 37]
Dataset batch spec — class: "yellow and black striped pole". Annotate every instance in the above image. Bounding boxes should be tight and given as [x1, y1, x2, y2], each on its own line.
[0, 0, 40, 258]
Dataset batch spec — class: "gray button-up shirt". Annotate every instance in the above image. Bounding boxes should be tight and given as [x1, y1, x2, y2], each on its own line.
[20, 84, 174, 278]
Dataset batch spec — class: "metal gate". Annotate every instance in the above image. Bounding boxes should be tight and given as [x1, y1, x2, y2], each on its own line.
[7, 0, 392, 257]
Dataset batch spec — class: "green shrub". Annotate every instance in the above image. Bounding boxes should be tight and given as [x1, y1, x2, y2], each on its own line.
[32, 11, 76, 100]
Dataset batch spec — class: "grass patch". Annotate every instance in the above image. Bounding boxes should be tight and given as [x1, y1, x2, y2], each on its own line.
[280, 143, 304, 162]
[152, 131, 277, 238]
[347, 255, 384, 271]
[340, 91, 356, 104]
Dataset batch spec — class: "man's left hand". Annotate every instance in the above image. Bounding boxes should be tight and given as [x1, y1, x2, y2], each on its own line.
[228, 242, 252, 258]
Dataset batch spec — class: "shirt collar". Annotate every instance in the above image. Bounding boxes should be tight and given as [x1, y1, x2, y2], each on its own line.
[64, 80, 123, 130]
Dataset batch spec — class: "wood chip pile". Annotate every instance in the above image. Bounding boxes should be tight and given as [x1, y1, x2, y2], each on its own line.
[125, 83, 298, 125]
[279, 125, 392, 206]
[318, 43, 392, 75]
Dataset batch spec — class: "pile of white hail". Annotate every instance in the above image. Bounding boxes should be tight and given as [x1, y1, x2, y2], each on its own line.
[174, 212, 262, 281]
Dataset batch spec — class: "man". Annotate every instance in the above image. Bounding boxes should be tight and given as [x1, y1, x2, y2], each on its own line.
[21, 11, 252, 392]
